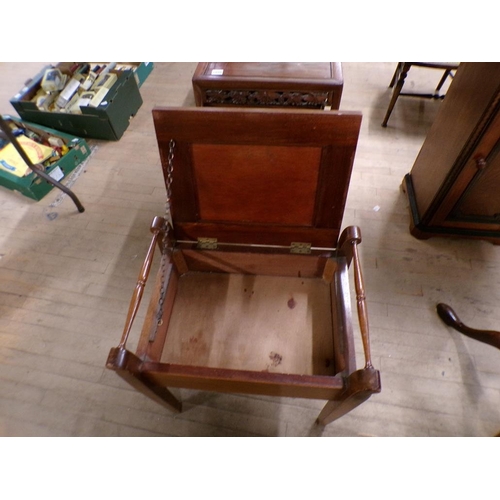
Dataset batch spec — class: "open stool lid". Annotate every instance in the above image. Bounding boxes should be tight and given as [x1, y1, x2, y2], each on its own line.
[152, 107, 361, 248]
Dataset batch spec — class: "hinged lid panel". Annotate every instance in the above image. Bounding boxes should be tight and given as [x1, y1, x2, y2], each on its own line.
[152, 107, 361, 247]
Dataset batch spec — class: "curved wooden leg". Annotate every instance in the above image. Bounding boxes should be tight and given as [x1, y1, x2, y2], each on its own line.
[316, 367, 381, 426]
[437, 303, 500, 350]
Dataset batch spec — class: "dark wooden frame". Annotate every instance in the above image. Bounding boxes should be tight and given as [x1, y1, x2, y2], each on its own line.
[106, 107, 380, 426]
[192, 62, 344, 110]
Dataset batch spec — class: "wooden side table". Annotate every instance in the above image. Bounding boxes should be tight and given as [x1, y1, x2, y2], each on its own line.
[192, 62, 343, 110]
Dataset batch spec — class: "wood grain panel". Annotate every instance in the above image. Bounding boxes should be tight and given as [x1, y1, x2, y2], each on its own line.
[153, 107, 361, 247]
[193, 143, 320, 225]
[160, 272, 335, 376]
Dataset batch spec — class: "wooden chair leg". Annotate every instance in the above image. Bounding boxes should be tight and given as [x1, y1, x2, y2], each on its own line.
[382, 63, 411, 127]
[437, 303, 500, 350]
[107, 347, 182, 413]
[316, 367, 381, 426]
[435, 70, 452, 92]
[388, 62, 403, 88]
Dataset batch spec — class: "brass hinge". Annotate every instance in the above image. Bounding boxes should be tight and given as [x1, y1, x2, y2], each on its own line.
[290, 242, 312, 254]
[197, 237, 218, 250]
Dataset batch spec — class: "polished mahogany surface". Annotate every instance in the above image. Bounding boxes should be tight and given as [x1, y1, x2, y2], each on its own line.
[192, 62, 343, 109]
[152, 107, 362, 247]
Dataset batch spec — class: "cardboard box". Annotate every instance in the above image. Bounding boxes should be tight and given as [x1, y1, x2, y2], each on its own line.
[90, 62, 154, 88]
[125, 62, 154, 88]
[0, 115, 91, 200]
[10, 63, 147, 140]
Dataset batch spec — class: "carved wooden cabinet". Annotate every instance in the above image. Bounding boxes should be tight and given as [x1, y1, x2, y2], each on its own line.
[192, 62, 343, 110]
[403, 63, 500, 243]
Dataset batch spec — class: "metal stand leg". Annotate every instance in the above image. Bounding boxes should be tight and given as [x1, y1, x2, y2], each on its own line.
[0, 116, 85, 212]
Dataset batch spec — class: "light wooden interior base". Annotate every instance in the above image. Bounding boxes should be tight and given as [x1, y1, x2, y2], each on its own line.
[137, 247, 349, 381]
[162, 272, 335, 376]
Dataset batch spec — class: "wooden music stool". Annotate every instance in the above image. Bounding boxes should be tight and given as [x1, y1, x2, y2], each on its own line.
[106, 107, 380, 427]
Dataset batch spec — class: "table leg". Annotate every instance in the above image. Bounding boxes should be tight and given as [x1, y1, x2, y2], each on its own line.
[437, 303, 500, 350]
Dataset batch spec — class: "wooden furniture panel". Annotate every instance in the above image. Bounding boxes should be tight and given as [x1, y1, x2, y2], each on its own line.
[453, 142, 500, 218]
[161, 272, 335, 376]
[403, 63, 500, 242]
[192, 62, 343, 110]
[153, 107, 362, 247]
[192, 144, 321, 225]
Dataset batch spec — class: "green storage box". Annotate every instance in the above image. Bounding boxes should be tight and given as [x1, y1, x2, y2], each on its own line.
[0, 115, 91, 201]
[10, 62, 145, 141]
[131, 62, 154, 87]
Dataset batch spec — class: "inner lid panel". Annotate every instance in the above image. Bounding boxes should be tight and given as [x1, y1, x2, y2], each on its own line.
[193, 143, 321, 225]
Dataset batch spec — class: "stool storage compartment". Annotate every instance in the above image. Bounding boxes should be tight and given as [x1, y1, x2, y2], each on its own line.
[106, 107, 380, 426]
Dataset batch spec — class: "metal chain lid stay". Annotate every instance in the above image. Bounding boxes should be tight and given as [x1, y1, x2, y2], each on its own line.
[161, 139, 175, 250]
[152, 139, 175, 338]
